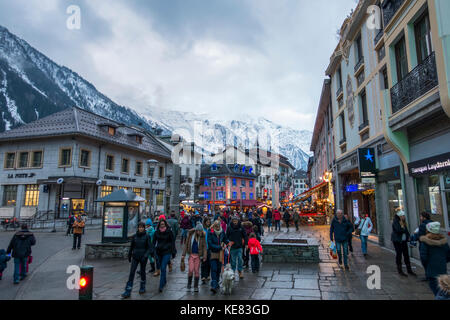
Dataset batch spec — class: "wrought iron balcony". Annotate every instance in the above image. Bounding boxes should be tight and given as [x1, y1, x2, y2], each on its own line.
[336, 86, 343, 98]
[382, 0, 406, 27]
[374, 28, 384, 46]
[390, 52, 438, 114]
[354, 56, 364, 73]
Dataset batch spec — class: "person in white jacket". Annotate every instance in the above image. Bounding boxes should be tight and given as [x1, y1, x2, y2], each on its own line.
[355, 213, 373, 257]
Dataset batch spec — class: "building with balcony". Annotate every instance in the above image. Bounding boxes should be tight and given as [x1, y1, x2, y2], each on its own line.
[381, 0, 450, 245]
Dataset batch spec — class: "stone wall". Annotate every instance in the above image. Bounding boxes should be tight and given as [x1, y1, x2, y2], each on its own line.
[85, 243, 130, 260]
[262, 243, 320, 263]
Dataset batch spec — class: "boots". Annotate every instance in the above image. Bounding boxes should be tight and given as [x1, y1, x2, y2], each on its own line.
[406, 265, 417, 276]
[139, 281, 146, 294]
[153, 269, 160, 277]
[121, 282, 132, 299]
[194, 277, 200, 292]
[397, 265, 407, 277]
[149, 262, 156, 274]
[187, 275, 193, 290]
[169, 263, 173, 273]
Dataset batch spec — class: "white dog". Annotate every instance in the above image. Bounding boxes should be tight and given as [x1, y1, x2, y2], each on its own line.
[221, 263, 235, 295]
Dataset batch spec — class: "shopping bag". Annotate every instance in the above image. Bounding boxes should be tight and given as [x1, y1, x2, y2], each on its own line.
[329, 241, 337, 259]
[180, 258, 186, 272]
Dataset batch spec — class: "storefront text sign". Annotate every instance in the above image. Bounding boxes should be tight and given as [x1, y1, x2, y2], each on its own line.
[8, 173, 35, 178]
[408, 152, 450, 177]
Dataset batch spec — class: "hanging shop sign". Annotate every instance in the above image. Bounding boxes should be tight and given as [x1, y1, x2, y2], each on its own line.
[358, 148, 376, 178]
[408, 152, 450, 177]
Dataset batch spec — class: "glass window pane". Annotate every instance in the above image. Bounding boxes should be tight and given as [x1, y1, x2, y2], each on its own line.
[19, 152, 29, 168]
[32, 151, 42, 167]
[5, 153, 15, 169]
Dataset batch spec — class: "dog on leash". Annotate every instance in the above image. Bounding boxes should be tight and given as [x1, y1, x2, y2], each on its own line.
[221, 263, 235, 295]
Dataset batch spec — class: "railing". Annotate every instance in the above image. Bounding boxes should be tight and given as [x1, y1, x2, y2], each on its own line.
[390, 52, 438, 114]
[354, 56, 364, 73]
[382, 0, 406, 27]
[374, 28, 384, 46]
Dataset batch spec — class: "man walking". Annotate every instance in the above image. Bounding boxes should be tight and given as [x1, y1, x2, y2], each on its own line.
[283, 209, 291, 232]
[7, 223, 36, 284]
[226, 216, 247, 279]
[72, 215, 85, 250]
[293, 210, 300, 232]
[330, 210, 353, 270]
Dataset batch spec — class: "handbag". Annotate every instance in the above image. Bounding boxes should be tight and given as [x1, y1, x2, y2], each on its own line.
[180, 258, 185, 272]
[355, 218, 368, 236]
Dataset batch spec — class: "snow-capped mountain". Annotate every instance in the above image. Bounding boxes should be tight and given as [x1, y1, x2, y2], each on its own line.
[0, 25, 312, 170]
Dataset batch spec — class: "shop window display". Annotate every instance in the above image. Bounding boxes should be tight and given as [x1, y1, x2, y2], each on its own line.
[416, 175, 445, 226]
[388, 181, 403, 221]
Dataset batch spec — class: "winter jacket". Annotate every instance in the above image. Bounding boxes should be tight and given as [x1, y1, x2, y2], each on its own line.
[7, 229, 36, 259]
[154, 228, 176, 257]
[128, 231, 153, 261]
[242, 221, 254, 237]
[67, 216, 75, 226]
[283, 211, 291, 222]
[419, 233, 450, 279]
[226, 222, 247, 250]
[273, 210, 281, 221]
[436, 275, 450, 300]
[167, 217, 179, 238]
[182, 229, 207, 259]
[251, 217, 262, 234]
[72, 220, 85, 235]
[330, 217, 353, 243]
[0, 249, 11, 270]
[248, 238, 263, 256]
[190, 215, 202, 227]
[266, 210, 273, 219]
[180, 216, 192, 230]
[391, 218, 410, 243]
[146, 226, 155, 244]
[220, 220, 227, 233]
[208, 229, 227, 262]
[356, 217, 373, 236]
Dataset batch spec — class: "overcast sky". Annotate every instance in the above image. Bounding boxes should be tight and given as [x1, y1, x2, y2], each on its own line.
[0, 0, 357, 131]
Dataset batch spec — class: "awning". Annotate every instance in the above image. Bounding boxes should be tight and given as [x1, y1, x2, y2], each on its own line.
[292, 181, 328, 203]
[95, 189, 145, 202]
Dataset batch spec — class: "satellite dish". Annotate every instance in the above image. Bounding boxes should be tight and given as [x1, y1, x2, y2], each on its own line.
[57, 178, 64, 185]
[96, 179, 103, 186]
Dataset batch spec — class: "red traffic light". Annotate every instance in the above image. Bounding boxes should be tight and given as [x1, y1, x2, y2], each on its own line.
[79, 277, 87, 288]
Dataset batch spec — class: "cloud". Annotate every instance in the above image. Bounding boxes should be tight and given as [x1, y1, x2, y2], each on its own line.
[0, 0, 357, 131]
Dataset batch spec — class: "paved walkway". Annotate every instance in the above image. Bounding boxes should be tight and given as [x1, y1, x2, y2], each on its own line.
[1, 225, 438, 300]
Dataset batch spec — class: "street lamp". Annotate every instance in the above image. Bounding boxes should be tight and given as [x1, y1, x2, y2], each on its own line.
[211, 177, 217, 216]
[147, 159, 158, 218]
[240, 186, 243, 213]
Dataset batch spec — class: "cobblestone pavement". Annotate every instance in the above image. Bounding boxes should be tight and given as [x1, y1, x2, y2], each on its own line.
[89, 226, 435, 300]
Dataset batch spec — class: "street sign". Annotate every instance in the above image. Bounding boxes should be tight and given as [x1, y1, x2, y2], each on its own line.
[358, 148, 376, 178]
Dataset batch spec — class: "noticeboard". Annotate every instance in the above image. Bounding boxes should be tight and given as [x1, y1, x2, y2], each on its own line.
[103, 206, 124, 238]
[358, 148, 376, 178]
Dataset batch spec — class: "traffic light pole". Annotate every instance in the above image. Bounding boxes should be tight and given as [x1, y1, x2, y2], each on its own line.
[79, 265, 94, 300]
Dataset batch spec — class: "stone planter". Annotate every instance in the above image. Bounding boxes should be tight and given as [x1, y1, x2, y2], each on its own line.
[85, 243, 130, 260]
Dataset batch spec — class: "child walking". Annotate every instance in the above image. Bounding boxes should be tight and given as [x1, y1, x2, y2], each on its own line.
[181, 222, 207, 292]
[0, 249, 11, 280]
[248, 233, 263, 273]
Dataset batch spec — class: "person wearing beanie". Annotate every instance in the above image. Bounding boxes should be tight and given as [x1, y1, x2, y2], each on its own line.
[391, 210, 416, 277]
[419, 221, 450, 296]
[145, 219, 157, 274]
[181, 222, 207, 292]
[207, 220, 227, 294]
[226, 215, 247, 279]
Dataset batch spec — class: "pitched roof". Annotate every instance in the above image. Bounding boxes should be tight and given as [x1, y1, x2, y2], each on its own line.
[0, 107, 171, 160]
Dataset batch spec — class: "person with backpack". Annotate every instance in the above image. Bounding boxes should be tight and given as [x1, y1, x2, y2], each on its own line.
[355, 213, 373, 257]
[121, 222, 154, 298]
[6, 223, 36, 284]
[248, 233, 263, 273]
[419, 221, 450, 296]
[330, 210, 353, 270]
[181, 222, 207, 292]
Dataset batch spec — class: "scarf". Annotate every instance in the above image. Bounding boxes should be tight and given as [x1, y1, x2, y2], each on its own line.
[159, 225, 167, 233]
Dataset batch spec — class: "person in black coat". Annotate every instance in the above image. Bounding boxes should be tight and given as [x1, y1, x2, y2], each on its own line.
[283, 210, 291, 232]
[329, 210, 352, 269]
[266, 208, 273, 232]
[343, 213, 354, 253]
[410, 212, 434, 278]
[0, 249, 11, 280]
[122, 222, 153, 298]
[7, 224, 36, 284]
[391, 211, 416, 276]
[153, 219, 177, 292]
[226, 216, 247, 279]
[419, 221, 450, 296]
[66, 215, 75, 236]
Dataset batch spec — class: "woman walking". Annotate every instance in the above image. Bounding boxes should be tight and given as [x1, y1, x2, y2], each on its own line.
[121, 222, 153, 298]
[273, 208, 281, 232]
[182, 222, 207, 292]
[391, 211, 416, 277]
[153, 219, 177, 293]
[355, 213, 373, 257]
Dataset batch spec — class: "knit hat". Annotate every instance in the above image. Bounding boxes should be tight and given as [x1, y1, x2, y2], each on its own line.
[159, 214, 166, 221]
[426, 221, 440, 234]
[396, 210, 405, 217]
[195, 222, 203, 231]
[231, 215, 239, 221]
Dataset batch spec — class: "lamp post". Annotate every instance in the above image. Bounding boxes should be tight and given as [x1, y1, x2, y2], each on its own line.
[240, 186, 243, 213]
[211, 177, 217, 216]
[147, 159, 158, 219]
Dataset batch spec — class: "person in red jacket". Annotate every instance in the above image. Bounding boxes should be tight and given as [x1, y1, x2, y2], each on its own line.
[273, 208, 281, 232]
[248, 233, 263, 273]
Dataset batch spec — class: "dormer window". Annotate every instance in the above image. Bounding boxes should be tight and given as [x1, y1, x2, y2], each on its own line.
[135, 136, 143, 144]
[128, 133, 144, 144]
[98, 123, 118, 136]
[108, 126, 116, 136]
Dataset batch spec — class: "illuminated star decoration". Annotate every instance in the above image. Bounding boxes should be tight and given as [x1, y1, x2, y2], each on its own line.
[365, 150, 374, 163]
